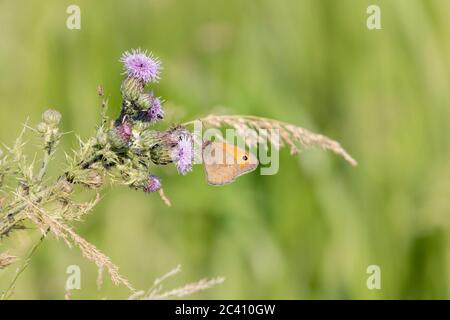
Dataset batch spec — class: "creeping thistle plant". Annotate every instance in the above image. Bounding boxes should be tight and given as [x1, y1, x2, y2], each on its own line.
[0, 49, 199, 298]
[0, 48, 356, 299]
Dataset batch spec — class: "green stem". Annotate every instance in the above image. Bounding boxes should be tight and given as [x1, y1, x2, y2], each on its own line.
[0, 185, 56, 237]
[36, 148, 52, 185]
[1, 228, 49, 300]
[0, 150, 105, 238]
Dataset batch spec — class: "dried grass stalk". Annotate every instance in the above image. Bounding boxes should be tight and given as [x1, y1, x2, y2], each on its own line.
[129, 265, 225, 300]
[0, 251, 17, 269]
[153, 264, 182, 286]
[60, 193, 101, 221]
[158, 189, 172, 207]
[146, 276, 225, 299]
[20, 195, 135, 292]
[198, 115, 357, 166]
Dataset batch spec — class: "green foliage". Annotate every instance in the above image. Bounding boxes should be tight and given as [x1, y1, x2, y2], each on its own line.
[1, 0, 450, 299]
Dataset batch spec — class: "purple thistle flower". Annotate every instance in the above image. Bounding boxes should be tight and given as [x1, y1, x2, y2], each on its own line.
[143, 175, 162, 193]
[117, 122, 132, 141]
[108, 121, 133, 150]
[120, 49, 161, 84]
[172, 133, 193, 175]
[147, 96, 164, 123]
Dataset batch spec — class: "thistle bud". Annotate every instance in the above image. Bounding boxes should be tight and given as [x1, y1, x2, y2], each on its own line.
[147, 129, 177, 165]
[151, 143, 175, 165]
[96, 130, 108, 146]
[130, 174, 162, 193]
[140, 130, 160, 148]
[42, 109, 62, 126]
[135, 93, 151, 110]
[58, 179, 74, 194]
[143, 175, 162, 193]
[36, 122, 48, 134]
[121, 77, 143, 101]
[108, 122, 133, 150]
[83, 171, 104, 189]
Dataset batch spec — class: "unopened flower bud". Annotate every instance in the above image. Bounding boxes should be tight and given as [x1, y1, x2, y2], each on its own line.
[108, 122, 133, 150]
[151, 143, 175, 165]
[140, 130, 160, 148]
[148, 129, 178, 165]
[36, 122, 48, 134]
[130, 173, 162, 193]
[84, 171, 103, 189]
[96, 130, 108, 146]
[58, 179, 74, 194]
[121, 77, 143, 101]
[135, 93, 151, 110]
[42, 109, 62, 126]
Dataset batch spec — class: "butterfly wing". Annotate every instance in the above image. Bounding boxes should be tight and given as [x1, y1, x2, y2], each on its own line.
[203, 163, 240, 186]
[202, 141, 258, 186]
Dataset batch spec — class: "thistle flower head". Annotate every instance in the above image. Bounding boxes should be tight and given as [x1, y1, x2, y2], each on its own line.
[148, 127, 193, 172]
[120, 49, 161, 84]
[143, 175, 162, 193]
[147, 96, 164, 123]
[171, 130, 194, 175]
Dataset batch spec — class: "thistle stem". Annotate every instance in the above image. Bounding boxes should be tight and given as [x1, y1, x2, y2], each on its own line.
[0, 184, 57, 237]
[36, 148, 52, 185]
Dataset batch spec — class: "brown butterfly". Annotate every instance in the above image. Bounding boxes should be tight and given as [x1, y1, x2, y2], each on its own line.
[202, 141, 258, 186]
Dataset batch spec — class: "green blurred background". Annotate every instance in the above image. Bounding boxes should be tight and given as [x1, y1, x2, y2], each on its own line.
[1, 0, 450, 299]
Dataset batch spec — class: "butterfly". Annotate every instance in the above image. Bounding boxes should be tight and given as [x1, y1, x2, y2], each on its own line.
[202, 140, 258, 186]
